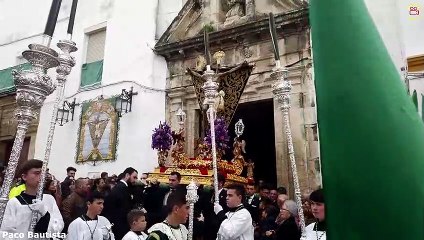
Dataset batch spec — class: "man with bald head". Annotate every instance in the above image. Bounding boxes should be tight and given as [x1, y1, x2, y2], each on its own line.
[61, 177, 90, 232]
[277, 194, 289, 208]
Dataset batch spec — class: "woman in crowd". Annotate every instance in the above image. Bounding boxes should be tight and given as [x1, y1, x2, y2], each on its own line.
[258, 205, 279, 240]
[107, 174, 118, 189]
[43, 178, 62, 206]
[301, 193, 315, 225]
[92, 178, 107, 195]
[266, 200, 300, 240]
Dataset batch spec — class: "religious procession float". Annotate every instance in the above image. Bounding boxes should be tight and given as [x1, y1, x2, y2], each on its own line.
[149, 117, 255, 185]
[149, 41, 255, 185]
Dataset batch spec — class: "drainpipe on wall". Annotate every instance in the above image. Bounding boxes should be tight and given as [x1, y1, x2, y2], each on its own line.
[154, 0, 160, 40]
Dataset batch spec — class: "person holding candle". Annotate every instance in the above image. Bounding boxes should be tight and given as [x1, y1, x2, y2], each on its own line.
[146, 192, 189, 240]
[67, 191, 114, 240]
[0, 160, 64, 239]
[215, 184, 254, 240]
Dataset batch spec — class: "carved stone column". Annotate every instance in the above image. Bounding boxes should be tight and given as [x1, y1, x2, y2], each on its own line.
[202, 0, 222, 28]
[246, 0, 255, 19]
[224, 0, 245, 26]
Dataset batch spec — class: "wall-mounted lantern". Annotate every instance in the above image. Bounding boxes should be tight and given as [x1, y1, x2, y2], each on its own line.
[56, 98, 79, 126]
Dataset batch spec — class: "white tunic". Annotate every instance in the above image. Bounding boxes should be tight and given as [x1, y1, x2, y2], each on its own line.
[305, 222, 326, 240]
[66, 216, 115, 240]
[217, 208, 254, 240]
[148, 222, 188, 240]
[122, 231, 148, 240]
[0, 194, 64, 240]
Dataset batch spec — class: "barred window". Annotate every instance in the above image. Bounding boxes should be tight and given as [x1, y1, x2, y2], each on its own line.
[86, 28, 106, 63]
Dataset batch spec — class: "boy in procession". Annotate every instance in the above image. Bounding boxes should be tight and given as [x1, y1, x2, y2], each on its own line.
[67, 191, 114, 240]
[214, 184, 254, 240]
[0, 159, 64, 240]
[304, 189, 326, 240]
[122, 209, 148, 240]
[146, 193, 189, 240]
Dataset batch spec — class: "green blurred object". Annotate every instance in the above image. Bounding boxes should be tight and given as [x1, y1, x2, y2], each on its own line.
[422, 94, 424, 122]
[0, 63, 31, 95]
[310, 0, 424, 239]
[412, 90, 418, 111]
[80, 60, 103, 88]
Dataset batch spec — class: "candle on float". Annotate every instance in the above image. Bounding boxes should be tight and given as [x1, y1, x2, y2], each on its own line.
[67, 0, 79, 36]
[204, 28, 211, 66]
[44, 0, 63, 37]
[269, 12, 281, 61]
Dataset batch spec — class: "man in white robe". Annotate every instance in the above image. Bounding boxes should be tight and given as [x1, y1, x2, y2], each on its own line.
[0, 159, 64, 240]
[67, 191, 114, 240]
[214, 184, 254, 240]
[146, 193, 188, 240]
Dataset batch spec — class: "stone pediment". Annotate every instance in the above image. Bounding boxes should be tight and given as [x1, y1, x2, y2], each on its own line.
[155, 0, 307, 48]
[156, 0, 204, 46]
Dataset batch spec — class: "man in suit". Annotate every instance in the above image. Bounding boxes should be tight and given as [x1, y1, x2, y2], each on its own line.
[259, 184, 271, 201]
[245, 183, 260, 225]
[162, 171, 186, 206]
[103, 167, 138, 240]
[202, 173, 228, 240]
[144, 171, 186, 228]
[216, 176, 227, 209]
[61, 166, 76, 199]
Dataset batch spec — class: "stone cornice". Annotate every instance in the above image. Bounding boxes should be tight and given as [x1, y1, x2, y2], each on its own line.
[154, 8, 309, 58]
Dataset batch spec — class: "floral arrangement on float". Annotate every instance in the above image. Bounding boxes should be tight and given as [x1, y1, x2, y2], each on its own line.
[176, 116, 243, 175]
[151, 122, 173, 167]
[204, 117, 230, 159]
[150, 117, 249, 184]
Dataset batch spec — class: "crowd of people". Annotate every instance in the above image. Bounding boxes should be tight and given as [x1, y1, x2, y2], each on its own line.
[0, 159, 326, 240]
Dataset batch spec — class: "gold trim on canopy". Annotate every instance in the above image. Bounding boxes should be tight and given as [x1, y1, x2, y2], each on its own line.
[187, 61, 254, 125]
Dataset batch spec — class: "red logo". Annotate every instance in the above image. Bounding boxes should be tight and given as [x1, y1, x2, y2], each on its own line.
[409, 6, 420, 15]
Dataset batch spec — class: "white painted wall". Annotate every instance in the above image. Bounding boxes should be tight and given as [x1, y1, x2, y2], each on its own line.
[0, 0, 181, 180]
[399, 0, 424, 57]
[156, 0, 187, 39]
[365, 0, 406, 74]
